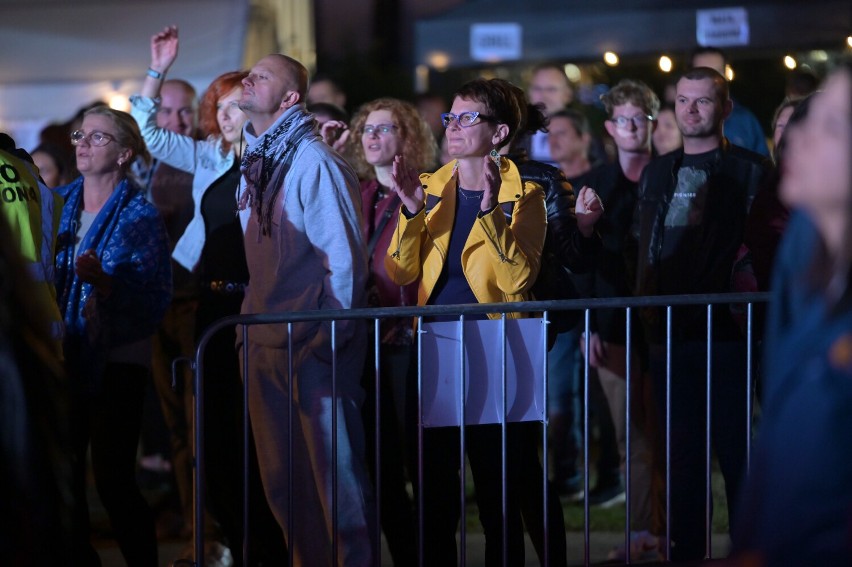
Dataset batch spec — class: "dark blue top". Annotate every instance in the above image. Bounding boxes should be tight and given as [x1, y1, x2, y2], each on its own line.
[428, 187, 485, 321]
[732, 211, 852, 564]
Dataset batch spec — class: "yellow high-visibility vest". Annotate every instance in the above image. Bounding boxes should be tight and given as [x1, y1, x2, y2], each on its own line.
[0, 148, 64, 355]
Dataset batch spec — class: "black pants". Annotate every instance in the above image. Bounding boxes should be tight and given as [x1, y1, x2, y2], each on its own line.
[650, 340, 749, 560]
[70, 362, 158, 567]
[362, 342, 417, 566]
[406, 337, 568, 567]
[414, 423, 567, 567]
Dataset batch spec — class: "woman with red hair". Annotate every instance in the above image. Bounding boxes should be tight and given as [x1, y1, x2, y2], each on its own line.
[130, 26, 285, 565]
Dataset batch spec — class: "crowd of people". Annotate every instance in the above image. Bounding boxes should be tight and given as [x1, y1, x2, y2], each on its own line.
[1, 22, 850, 567]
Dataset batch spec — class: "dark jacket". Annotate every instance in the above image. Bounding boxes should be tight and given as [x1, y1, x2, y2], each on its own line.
[510, 151, 600, 275]
[732, 211, 852, 565]
[578, 162, 640, 343]
[632, 139, 772, 341]
[360, 178, 418, 344]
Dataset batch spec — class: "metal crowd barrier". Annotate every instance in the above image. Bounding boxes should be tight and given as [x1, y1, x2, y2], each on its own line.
[186, 292, 769, 566]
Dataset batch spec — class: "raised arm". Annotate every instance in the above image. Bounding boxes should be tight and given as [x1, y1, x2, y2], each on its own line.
[141, 25, 179, 99]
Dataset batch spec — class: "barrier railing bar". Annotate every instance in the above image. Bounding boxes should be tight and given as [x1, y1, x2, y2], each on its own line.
[190, 292, 769, 566]
[373, 317, 382, 564]
[459, 314, 467, 567]
[542, 312, 550, 567]
[625, 307, 633, 564]
[582, 308, 591, 567]
[500, 313, 508, 567]
[705, 305, 713, 559]
[665, 306, 672, 563]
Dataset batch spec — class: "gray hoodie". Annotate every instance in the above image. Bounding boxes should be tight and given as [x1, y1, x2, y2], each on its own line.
[238, 104, 367, 352]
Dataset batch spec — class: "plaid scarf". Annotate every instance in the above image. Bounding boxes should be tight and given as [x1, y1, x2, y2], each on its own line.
[239, 108, 316, 235]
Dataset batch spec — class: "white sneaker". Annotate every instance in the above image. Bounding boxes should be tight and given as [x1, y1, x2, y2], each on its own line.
[606, 530, 664, 562]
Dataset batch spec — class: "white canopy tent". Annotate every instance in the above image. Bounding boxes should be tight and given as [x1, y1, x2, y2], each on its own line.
[0, 0, 252, 150]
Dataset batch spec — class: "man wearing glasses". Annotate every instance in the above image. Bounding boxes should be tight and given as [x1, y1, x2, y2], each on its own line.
[579, 79, 662, 559]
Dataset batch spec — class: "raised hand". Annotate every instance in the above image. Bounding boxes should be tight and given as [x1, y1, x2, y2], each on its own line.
[319, 120, 350, 153]
[575, 185, 604, 237]
[390, 154, 424, 215]
[150, 25, 179, 74]
[480, 155, 501, 212]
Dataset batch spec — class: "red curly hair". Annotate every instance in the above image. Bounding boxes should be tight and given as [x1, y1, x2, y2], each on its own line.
[198, 70, 249, 149]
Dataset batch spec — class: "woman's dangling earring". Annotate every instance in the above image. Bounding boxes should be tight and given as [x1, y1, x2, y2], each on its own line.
[490, 148, 501, 168]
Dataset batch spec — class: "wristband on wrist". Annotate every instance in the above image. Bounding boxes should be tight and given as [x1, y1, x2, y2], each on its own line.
[146, 68, 163, 80]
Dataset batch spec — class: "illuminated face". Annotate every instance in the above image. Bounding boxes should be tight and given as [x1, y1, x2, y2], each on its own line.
[158, 82, 196, 136]
[216, 86, 248, 145]
[528, 68, 573, 116]
[74, 114, 130, 176]
[361, 109, 401, 168]
[604, 102, 654, 154]
[444, 97, 501, 160]
[675, 77, 728, 140]
[780, 70, 851, 215]
[547, 115, 588, 163]
[240, 56, 292, 116]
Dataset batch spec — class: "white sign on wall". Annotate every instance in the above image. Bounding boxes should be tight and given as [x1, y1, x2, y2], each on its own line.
[470, 23, 523, 62]
[696, 7, 750, 47]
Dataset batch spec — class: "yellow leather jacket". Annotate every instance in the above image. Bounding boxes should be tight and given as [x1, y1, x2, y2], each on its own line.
[384, 158, 546, 318]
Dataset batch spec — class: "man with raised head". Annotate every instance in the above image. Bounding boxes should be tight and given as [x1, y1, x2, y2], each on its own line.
[632, 66, 771, 560]
[237, 53, 373, 566]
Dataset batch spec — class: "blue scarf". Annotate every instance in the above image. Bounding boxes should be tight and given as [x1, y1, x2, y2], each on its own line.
[55, 176, 172, 391]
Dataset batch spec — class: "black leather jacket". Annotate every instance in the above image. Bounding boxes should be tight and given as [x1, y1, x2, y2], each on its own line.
[631, 139, 772, 340]
[579, 162, 641, 342]
[511, 151, 600, 274]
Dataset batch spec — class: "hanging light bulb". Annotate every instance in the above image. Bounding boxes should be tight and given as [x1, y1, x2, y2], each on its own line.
[603, 51, 619, 66]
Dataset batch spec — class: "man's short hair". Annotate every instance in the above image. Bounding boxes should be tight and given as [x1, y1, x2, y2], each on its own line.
[306, 102, 349, 123]
[679, 66, 730, 102]
[279, 55, 309, 99]
[689, 46, 728, 67]
[531, 63, 573, 89]
[600, 79, 660, 118]
[162, 79, 198, 106]
[549, 108, 589, 136]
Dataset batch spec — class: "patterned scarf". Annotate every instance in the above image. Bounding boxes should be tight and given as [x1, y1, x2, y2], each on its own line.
[239, 108, 317, 235]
